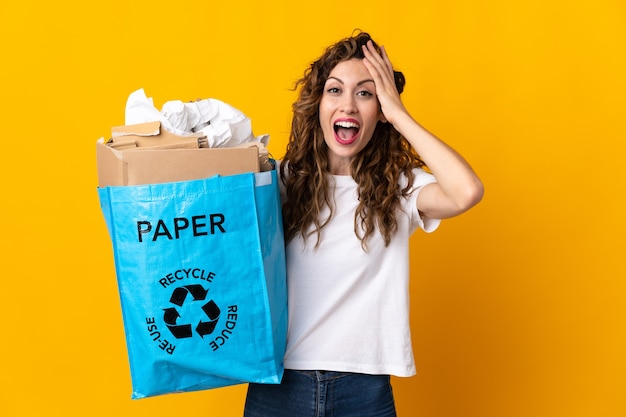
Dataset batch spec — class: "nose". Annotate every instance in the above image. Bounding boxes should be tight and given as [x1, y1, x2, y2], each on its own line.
[341, 95, 357, 114]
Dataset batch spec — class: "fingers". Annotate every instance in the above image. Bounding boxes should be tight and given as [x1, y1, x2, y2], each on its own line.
[362, 41, 393, 77]
[362, 41, 400, 101]
[362, 41, 395, 92]
[361, 40, 408, 126]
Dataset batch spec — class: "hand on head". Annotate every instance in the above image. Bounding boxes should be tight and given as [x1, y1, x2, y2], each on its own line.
[361, 40, 409, 126]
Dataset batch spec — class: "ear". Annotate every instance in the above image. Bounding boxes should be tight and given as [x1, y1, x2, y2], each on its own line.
[378, 111, 388, 123]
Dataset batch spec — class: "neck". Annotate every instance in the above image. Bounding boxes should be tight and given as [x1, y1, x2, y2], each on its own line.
[328, 156, 352, 176]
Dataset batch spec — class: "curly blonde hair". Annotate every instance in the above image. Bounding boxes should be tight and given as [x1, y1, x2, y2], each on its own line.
[280, 31, 426, 249]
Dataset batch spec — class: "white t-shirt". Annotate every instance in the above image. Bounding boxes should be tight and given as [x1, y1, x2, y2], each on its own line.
[281, 168, 440, 376]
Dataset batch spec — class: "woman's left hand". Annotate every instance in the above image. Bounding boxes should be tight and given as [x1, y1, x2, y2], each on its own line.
[361, 40, 408, 126]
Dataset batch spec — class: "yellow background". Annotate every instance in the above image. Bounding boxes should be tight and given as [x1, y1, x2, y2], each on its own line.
[1, 0, 624, 416]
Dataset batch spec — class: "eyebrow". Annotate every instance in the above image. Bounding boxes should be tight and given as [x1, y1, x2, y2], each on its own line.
[326, 76, 375, 86]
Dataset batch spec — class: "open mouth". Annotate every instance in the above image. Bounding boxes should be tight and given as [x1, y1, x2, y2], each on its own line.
[333, 119, 360, 145]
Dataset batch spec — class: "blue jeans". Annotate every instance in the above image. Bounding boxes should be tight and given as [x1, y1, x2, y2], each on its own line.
[244, 370, 397, 417]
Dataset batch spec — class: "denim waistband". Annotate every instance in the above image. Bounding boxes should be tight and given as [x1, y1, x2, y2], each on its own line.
[289, 369, 362, 382]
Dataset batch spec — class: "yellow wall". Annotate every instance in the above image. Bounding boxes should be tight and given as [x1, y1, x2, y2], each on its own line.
[1, 0, 624, 416]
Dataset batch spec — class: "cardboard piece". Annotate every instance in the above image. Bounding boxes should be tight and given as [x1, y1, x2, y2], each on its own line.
[108, 121, 209, 150]
[96, 122, 260, 187]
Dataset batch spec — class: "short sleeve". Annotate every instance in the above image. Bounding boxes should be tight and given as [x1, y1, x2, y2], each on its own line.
[405, 168, 441, 233]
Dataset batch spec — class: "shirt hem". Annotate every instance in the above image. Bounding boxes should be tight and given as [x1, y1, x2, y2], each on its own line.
[283, 360, 416, 377]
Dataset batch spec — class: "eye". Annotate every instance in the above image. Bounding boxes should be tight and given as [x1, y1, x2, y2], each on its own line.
[356, 90, 374, 97]
[326, 87, 341, 94]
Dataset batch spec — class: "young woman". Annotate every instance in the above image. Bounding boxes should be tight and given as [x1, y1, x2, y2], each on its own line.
[244, 31, 484, 417]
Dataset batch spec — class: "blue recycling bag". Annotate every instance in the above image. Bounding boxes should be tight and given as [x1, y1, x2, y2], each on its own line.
[98, 170, 287, 399]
